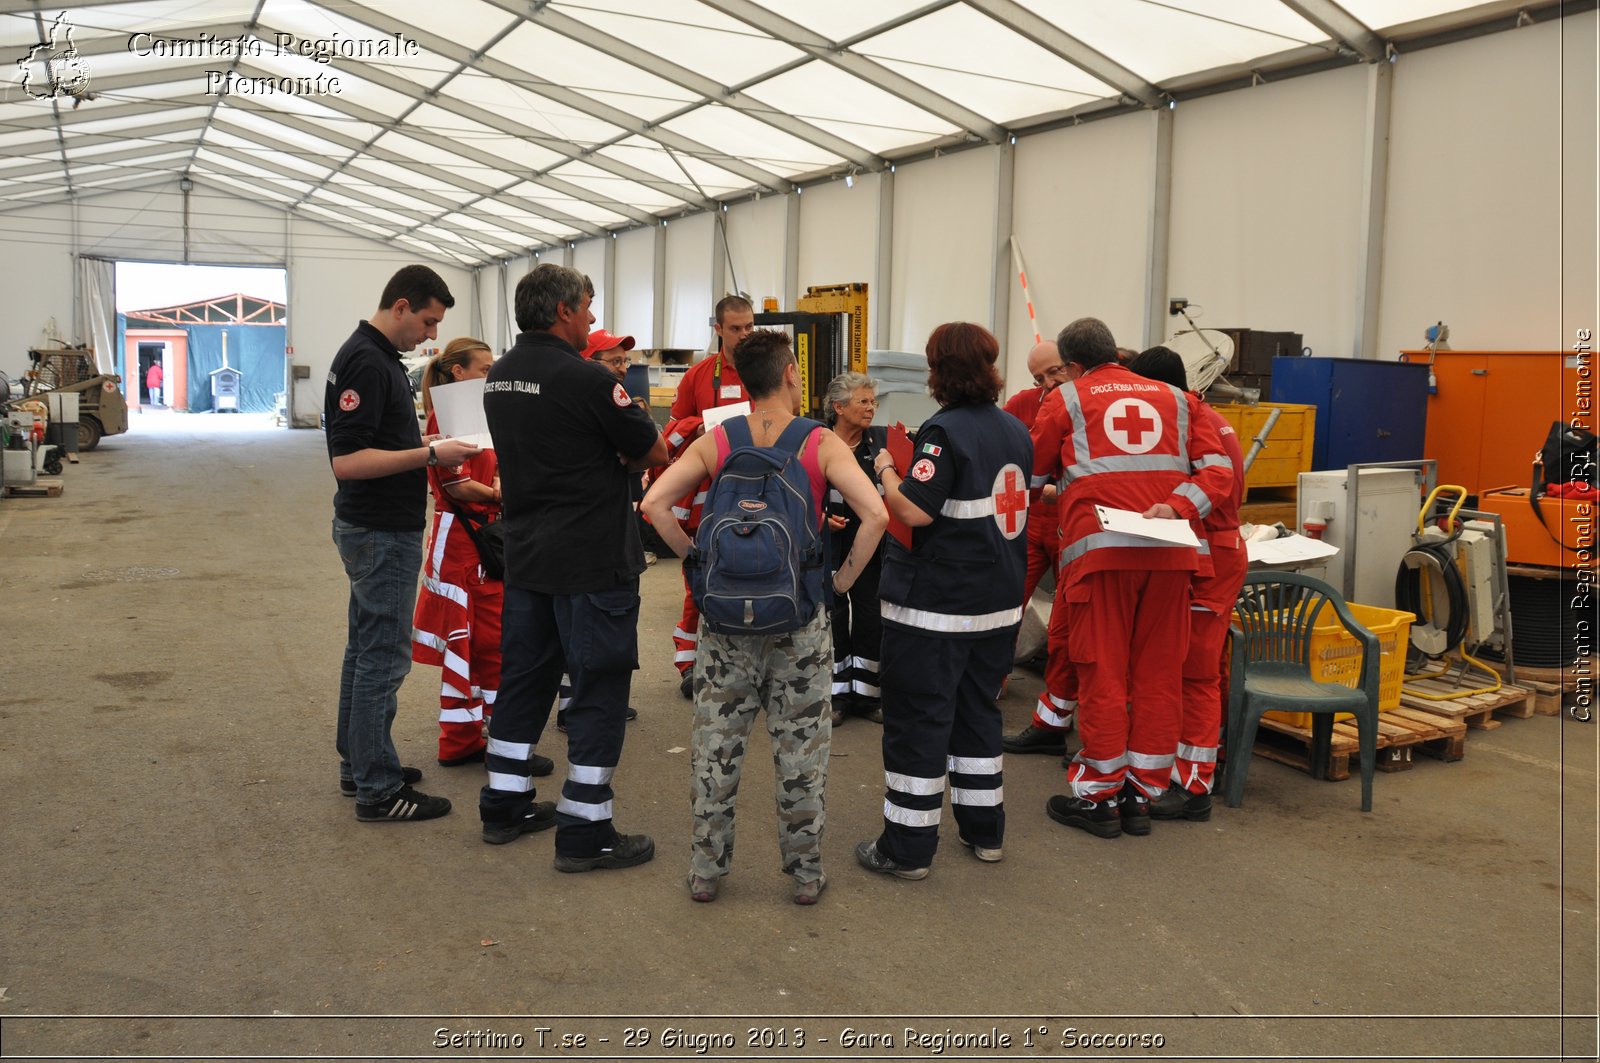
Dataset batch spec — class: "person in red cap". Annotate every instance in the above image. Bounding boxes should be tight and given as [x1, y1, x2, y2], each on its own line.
[582, 330, 637, 386]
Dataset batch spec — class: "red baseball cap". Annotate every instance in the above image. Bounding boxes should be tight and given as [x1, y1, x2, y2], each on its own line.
[581, 330, 636, 359]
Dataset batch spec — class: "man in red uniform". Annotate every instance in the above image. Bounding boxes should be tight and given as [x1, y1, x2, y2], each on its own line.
[1030, 317, 1233, 840]
[1127, 346, 1247, 822]
[662, 295, 755, 698]
[1001, 340, 1076, 756]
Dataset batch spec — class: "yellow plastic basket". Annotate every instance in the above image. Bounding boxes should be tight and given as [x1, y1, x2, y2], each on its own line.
[1255, 602, 1415, 728]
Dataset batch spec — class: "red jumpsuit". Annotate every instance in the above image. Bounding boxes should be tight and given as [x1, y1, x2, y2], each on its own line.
[411, 411, 503, 763]
[1030, 363, 1233, 801]
[665, 353, 747, 677]
[1176, 403, 1247, 795]
[1004, 385, 1075, 729]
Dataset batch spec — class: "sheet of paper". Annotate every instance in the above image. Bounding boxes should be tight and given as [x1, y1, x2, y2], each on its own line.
[429, 377, 491, 449]
[1246, 533, 1340, 565]
[1094, 505, 1202, 548]
[702, 400, 751, 431]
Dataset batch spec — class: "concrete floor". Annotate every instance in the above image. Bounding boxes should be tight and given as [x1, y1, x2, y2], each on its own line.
[0, 412, 1594, 1062]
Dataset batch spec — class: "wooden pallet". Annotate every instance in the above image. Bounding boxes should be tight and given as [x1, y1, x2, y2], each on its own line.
[1252, 706, 1467, 779]
[1252, 717, 1357, 781]
[1485, 658, 1594, 716]
[1, 480, 63, 498]
[1399, 674, 1537, 724]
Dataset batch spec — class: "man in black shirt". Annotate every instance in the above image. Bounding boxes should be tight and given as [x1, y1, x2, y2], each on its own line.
[480, 264, 669, 868]
[326, 264, 480, 821]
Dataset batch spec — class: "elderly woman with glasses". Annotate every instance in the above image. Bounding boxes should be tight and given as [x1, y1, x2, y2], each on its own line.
[823, 371, 888, 728]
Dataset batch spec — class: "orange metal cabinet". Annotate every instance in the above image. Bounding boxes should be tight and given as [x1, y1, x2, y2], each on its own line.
[1478, 488, 1598, 569]
[1399, 350, 1588, 495]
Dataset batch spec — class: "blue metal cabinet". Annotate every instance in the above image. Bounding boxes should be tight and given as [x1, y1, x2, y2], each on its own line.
[1269, 357, 1429, 471]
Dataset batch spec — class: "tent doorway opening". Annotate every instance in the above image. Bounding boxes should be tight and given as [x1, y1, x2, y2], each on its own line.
[114, 262, 288, 417]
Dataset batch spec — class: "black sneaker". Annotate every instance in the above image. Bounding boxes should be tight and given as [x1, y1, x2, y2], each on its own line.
[530, 754, 554, 777]
[1118, 781, 1152, 836]
[481, 801, 556, 845]
[355, 785, 451, 822]
[553, 833, 655, 873]
[1002, 723, 1068, 756]
[854, 840, 929, 880]
[340, 765, 421, 797]
[1150, 785, 1213, 821]
[1045, 794, 1121, 839]
[679, 672, 694, 700]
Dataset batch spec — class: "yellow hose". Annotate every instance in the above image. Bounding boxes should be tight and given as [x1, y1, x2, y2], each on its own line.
[1403, 484, 1503, 700]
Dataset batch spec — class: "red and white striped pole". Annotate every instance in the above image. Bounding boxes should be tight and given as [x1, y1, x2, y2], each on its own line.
[1010, 235, 1041, 345]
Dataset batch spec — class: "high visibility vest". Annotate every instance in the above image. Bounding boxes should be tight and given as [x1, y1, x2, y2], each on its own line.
[879, 403, 1033, 638]
[1030, 362, 1232, 587]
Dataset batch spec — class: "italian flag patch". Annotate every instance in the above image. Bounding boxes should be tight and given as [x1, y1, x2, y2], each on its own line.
[921, 443, 942, 456]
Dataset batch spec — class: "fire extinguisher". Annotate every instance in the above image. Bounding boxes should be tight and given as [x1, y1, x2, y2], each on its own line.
[30, 418, 44, 446]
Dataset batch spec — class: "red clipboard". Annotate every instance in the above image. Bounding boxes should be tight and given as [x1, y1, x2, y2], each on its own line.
[885, 422, 914, 550]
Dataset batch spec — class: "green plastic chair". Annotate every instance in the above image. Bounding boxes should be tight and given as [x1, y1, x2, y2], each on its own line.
[1224, 571, 1381, 812]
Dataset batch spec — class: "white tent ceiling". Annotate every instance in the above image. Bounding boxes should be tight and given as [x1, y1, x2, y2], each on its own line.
[0, 0, 1557, 266]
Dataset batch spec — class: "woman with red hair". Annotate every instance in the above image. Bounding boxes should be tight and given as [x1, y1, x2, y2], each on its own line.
[856, 322, 1034, 881]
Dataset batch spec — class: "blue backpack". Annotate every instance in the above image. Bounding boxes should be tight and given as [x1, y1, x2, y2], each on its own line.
[688, 416, 828, 636]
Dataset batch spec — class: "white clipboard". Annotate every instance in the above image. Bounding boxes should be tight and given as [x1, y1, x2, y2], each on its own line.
[702, 401, 751, 431]
[1246, 534, 1340, 565]
[429, 377, 491, 449]
[1094, 505, 1201, 548]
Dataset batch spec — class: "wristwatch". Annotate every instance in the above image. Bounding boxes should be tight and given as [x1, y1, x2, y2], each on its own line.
[426, 442, 439, 467]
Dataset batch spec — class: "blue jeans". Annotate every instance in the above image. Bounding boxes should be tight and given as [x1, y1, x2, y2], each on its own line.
[333, 518, 424, 804]
[482, 581, 640, 857]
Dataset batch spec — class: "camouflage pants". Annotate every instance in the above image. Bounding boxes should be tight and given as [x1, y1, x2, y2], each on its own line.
[690, 607, 832, 884]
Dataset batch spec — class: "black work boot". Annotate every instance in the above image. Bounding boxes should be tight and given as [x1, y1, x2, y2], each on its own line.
[1003, 723, 1068, 756]
[1117, 780, 1152, 836]
[1150, 785, 1213, 822]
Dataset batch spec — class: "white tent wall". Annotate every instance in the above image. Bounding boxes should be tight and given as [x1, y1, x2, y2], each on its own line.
[1560, 13, 1598, 345]
[500, 255, 534, 348]
[889, 147, 1000, 356]
[0, 200, 75, 379]
[286, 248, 475, 427]
[797, 174, 878, 313]
[1007, 113, 1157, 387]
[0, 182, 289, 379]
[572, 240, 608, 334]
[1380, 13, 1595, 357]
[663, 213, 715, 350]
[724, 194, 788, 311]
[613, 227, 656, 349]
[1167, 65, 1367, 360]
[0, 179, 479, 424]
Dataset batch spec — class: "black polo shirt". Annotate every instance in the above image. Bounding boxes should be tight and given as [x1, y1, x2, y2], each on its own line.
[486, 329, 661, 594]
[324, 321, 425, 531]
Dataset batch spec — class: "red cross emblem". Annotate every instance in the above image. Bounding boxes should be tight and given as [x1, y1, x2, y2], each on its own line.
[338, 388, 360, 412]
[992, 464, 1028, 540]
[1103, 398, 1162, 454]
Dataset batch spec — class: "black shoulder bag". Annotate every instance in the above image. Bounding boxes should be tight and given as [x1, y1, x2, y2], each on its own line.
[1530, 420, 1597, 550]
[436, 488, 506, 582]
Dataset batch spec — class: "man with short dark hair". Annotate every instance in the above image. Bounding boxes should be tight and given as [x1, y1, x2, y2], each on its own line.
[661, 295, 757, 697]
[479, 263, 669, 870]
[1030, 317, 1233, 840]
[327, 263, 479, 822]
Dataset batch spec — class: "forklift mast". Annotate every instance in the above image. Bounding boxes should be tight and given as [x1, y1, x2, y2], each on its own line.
[752, 283, 868, 416]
